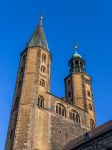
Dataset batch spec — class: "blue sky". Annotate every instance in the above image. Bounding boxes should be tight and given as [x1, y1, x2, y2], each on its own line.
[0, 0, 112, 149]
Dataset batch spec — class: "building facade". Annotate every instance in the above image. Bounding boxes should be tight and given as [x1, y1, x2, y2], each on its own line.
[5, 17, 96, 150]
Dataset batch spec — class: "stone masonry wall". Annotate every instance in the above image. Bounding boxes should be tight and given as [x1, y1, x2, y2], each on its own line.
[50, 114, 85, 150]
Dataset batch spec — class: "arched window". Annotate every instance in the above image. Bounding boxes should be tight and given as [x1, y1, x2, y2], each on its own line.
[56, 105, 58, 113]
[75, 60, 79, 67]
[42, 54, 46, 63]
[85, 79, 91, 85]
[18, 81, 22, 89]
[88, 104, 93, 111]
[56, 103, 66, 117]
[69, 110, 80, 123]
[71, 62, 74, 68]
[80, 61, 83, 67]
[87, 91, 91, 97]
[38, 96, 44, 108]
[90, 119, 95, 129]
[41, 66, 46, 73]
[40, 79, 45, 87]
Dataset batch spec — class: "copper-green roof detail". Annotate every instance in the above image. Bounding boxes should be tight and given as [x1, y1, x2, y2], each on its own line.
[28, 16, 49, 50]
[73, 51, 82, 58]
[72, 43, 82, 58]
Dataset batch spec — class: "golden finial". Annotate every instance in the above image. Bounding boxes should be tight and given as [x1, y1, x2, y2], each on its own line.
[74, 42, 79, 53]
[40, 16, 43, 20]
[39, 16, 43, 26]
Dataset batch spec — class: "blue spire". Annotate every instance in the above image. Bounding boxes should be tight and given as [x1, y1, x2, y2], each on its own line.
[27, 16, 49, 50]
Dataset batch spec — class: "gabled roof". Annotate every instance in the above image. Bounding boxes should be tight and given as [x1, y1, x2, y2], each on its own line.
[27, 16, 49, 51]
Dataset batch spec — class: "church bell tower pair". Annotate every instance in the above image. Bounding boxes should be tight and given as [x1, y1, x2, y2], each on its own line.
[5, 17, 96, 150]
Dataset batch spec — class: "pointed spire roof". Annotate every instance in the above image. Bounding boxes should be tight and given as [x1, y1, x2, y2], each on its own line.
[27, 16, 49, 50]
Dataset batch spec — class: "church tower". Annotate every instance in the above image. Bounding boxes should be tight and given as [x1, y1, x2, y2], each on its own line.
[5, 17, 96, 150]
[5, 17, 51, 150]
[65, 44, 96, 129]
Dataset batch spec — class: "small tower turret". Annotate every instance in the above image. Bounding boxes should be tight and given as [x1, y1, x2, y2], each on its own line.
[69, 43, 85, 73]
[65, 43, 96, 130]
[5, 16, 52, 150]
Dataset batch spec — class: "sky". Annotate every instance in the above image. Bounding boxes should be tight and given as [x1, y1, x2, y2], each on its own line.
[0, 0, 112, 149]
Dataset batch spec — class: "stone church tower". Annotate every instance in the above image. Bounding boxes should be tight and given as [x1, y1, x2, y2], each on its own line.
[5, 17, 96, 150]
